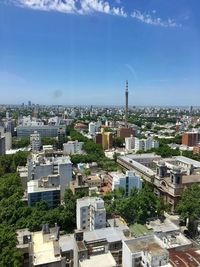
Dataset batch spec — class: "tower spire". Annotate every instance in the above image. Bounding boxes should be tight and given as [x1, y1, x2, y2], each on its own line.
[125, 80, 128, 128]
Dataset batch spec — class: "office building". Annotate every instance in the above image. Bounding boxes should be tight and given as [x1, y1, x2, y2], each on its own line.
[0, 133, 5, 156]
[30, 131, 41, 152]
[63, 140, 84, 155]
[76, 197, 106, 231]
[108, 171, 142, 196]
[28, 155, 72, 199]
[17, 125, 66, 138]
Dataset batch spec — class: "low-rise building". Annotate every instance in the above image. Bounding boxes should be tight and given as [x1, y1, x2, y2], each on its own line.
[123, 235, 169, 267]
[86, 175, 101, 189]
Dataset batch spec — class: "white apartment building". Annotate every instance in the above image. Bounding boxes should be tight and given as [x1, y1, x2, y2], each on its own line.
[28, 155, 72, 198]
[125, 135, 135, 150]
[63, 140, 84, 155]
[88, 122, 97, 135]
[109, 171, 142, 196]
[123, 235, 169, 267]
[30, 131, 41, 152]
[135, 137, 159, 152]
[76, 197, 106, 231]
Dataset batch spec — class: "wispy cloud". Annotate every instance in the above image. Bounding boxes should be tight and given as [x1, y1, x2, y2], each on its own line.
[131, 9, 182, 28]
[9, 0, 127, 16]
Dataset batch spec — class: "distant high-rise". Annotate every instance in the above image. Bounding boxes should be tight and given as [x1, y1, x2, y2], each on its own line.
[28, 100, 31, 107]
[125, 80, 128, 128]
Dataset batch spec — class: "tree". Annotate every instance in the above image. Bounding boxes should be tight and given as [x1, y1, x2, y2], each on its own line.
[177, 184, 200, 237]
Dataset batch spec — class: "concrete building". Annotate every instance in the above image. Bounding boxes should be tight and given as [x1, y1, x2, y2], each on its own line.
[63, 140, 84, 155]
[76, 197, 106, 231]
[88, 122, 97, 135]
[125, 135, 135, 151]
[27, 178, 60, 207]
[17, 223, 128, 267]
[28, 155, 72, 199]
[135, 137, 159, 152]
[30, 131, 41, 152]
[108, 171, 143, 196]
[17, 125, 66, 138]
[0, 133, 5, 155]
[122, 235, 169, 267]
[86, 175, 101, 189]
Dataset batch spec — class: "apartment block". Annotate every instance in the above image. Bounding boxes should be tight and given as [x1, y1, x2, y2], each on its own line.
[108, 171, 143, 196]
[76, 197, 106, 231]
[30, 131, 41, 152]
[28, 154, 72, 199]
[182, 131, 200, 147]
[63, 140, 84, 155]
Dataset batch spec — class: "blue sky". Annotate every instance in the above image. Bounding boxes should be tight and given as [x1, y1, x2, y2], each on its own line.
[0, 0, 200, 106]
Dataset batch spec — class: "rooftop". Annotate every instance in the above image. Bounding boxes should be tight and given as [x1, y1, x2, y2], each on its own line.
[124, 235, 167, 256]
[32, 231, 61, 266]
[176, 156, 200, 168]
[79, 251, 116, 267]
[84, 227, 127, 243]
[27, 180, 60, 193]
[147, 218, 179, 233]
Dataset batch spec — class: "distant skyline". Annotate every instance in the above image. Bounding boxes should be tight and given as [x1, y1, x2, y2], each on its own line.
[1, 0, 200, 106]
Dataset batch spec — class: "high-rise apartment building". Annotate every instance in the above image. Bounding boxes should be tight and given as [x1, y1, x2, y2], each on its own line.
[76, 197, 106, 231]
[30, 131, 41, 152]
[28, 155, 72, 199]
[125, 135, 135, 150]
[0, 133, 5, 156]
[182, 132, 200, 147]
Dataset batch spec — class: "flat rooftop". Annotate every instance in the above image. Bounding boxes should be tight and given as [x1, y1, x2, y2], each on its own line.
[124, 235, 167, 256]
[147, 218, 179, 233]
[27, 180, 60, 193]
[32, 231, 61, 266]
[84, 227, 127, 243]
[79, 252, 116, 267]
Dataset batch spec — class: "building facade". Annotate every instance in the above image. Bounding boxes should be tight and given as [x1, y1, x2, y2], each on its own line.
[76, 197, 106, 231]
[30, 131, 41, 152]
[109, 171, 143, 196]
